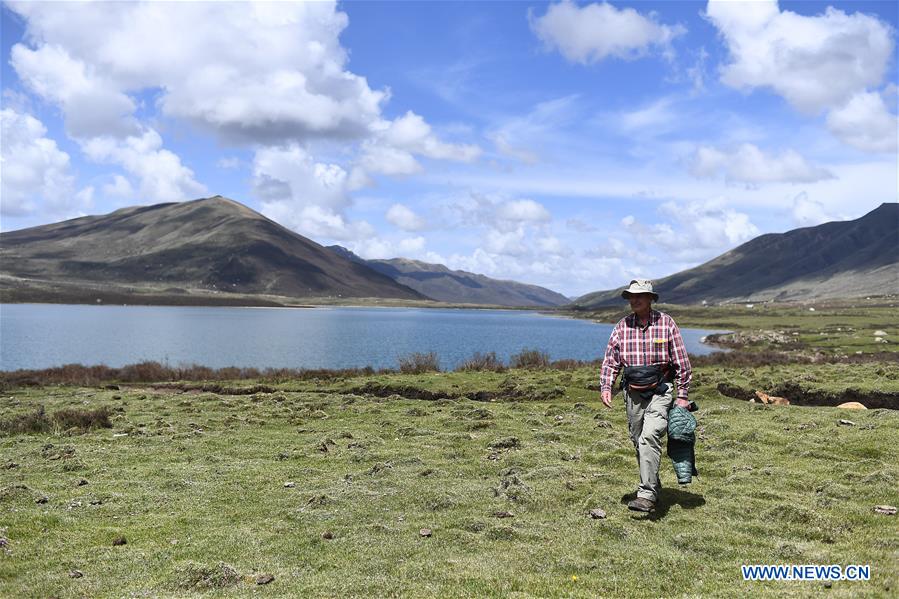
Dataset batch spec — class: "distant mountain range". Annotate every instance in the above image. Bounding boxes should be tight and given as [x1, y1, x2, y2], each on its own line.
[0, 196, 425, 303]
[572, 203, 899, 307]
[328, 246, 569, 307]
[0, 196, 567, 307]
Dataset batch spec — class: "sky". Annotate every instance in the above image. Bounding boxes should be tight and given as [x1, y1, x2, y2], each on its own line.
[1, 0, 896, 298]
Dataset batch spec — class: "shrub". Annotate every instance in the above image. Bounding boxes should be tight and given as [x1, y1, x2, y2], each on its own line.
[176, 562, 242, 590]
[0, 405, 112, 434]
[52, 407, 113, 431]
[457, 352, 506, 372]
[0, 406, 52, 434]
[510, 349, 550, 369]
[398, 352, 441, 374]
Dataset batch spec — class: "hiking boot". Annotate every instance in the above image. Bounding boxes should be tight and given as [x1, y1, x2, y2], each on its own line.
[627, 497, 655, 512]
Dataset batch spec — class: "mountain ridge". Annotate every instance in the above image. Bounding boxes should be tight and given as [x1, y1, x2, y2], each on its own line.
[327, 245, 570, 307]
[0, 196, 426, 302]
[572, 203, 899, 307]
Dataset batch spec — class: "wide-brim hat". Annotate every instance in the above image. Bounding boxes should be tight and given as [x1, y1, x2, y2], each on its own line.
[621, 279, 659, 301]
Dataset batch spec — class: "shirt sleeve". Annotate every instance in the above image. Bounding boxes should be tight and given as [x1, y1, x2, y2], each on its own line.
[600, 322, 622, 394]
[668, 318, 692, 400]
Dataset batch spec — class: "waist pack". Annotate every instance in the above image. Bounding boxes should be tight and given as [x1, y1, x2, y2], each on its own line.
[621, 364, 671, 400]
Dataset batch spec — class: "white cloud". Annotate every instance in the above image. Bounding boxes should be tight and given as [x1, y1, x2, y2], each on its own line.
[358, 144, 421, 176]
[657, 199, 760, 250]
[706, 0, 894, 114]
[485, 228, 528, 257]
[351, 235, 427, 260]
[537, 235, 569, 256]
[791, 191, 836, 227]
[826, 91, 898, 153]
[252, 144, 373, 242]
[689, 143, 834, 185]
[0, 108, 80, 216]
[81, 128, 206, 203]
[379, 111, 480, 162]
[530, 0, 684, 64]
[102, 174, 134, 199]
[495, 199, 551, 224]
[10, 43, 139, 138]
[359, 111, 481, 177]
[386, 204, 427, 231]
[8, 1, 385, 144]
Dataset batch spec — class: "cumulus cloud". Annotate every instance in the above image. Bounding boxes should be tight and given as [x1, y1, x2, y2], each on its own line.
[7, 0, 484, 219]
[826, 91, 898, 153]
[0, 108, 83, 217]
[359, 111, 481, 176]
[791, 191, 836, 227]
[495, 199, 551, 225]
[706, 0, 894, 114]
[252, 144, 373, 241]
[10, 43, 139, 139]
[8, 1, 384, 143]
[657, 199, 759, 250]
[386, 204, 427, 231]
[689, 143, 834, 185]
[81, 128, 206, 203]
[617, 200, 759, 265]
[530, 0, 684, 64]
[352, 235, 427, 260]
[102, 174, 134, 199]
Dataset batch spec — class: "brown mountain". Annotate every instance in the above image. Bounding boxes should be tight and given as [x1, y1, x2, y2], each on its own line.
[0, 196, 426, 303]
[328, 246, 570, 307]
[572, 203, 899, 307]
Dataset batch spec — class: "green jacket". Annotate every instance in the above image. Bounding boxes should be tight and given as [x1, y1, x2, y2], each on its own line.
[667, 403, 698, 484]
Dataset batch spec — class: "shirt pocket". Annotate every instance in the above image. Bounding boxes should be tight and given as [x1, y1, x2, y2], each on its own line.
[652, 333, 668, 363]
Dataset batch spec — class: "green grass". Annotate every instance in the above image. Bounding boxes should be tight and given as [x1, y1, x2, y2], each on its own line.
[2, 366, 897, 597]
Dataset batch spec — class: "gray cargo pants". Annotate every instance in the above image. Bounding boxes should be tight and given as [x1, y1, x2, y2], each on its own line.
[625, 384, 674, 502]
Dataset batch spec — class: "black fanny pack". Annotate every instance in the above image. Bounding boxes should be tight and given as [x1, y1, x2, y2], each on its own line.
[621, 365, 671, 400]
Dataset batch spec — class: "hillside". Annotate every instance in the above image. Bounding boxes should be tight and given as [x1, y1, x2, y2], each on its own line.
[573, 203, 899, 307]
[0, 196, 426, 303]
[328, 246, 569, 307]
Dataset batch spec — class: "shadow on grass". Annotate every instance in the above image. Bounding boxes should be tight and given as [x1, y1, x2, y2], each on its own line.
[620, 487, 706, 521]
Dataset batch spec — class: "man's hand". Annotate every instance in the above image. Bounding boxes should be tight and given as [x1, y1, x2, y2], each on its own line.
[675, 398, 690, 409]
[601, 390, 613, 409]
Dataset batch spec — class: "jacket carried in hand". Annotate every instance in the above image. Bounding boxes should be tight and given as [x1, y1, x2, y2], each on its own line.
[667, 403, 698, 484]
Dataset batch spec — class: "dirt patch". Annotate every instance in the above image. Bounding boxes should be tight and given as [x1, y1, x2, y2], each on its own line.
[716, 382, 898, 410]
[151, 383, 277, 395]
[350, 380, 565, 403]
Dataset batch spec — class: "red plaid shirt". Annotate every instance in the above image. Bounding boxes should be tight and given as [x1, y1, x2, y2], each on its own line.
[600, 310, 692, 400]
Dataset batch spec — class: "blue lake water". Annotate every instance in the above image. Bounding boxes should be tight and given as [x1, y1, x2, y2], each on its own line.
[0, 304, 724, 371]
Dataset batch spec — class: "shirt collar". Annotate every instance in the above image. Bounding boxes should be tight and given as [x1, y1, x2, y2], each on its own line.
[627, 309, 660, 330]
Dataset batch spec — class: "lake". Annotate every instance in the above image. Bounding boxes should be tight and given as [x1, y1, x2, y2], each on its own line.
[0, 304, 724, 371]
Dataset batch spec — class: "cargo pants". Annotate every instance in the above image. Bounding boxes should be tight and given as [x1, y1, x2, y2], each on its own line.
[625, 384, 674, 502]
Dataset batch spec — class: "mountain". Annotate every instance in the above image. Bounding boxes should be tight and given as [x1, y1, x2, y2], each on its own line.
[327, 246, 569, 307]
[0, 196, 426, 303]
[572, 203, 899, 307]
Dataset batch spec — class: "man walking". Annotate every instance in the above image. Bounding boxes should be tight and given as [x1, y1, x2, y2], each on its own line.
[600, 279, 692, 512]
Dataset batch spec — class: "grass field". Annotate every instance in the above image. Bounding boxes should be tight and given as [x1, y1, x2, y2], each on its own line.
[2, 303, 898, 597]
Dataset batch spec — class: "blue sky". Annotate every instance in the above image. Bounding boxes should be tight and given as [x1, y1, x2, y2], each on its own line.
[1, 0, 896, 297]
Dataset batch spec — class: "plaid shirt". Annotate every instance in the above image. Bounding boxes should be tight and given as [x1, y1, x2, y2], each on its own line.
[600, 310, 692, 400]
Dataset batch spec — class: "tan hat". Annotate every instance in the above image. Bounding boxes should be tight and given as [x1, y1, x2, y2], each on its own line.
[621, 279, 658, 301]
